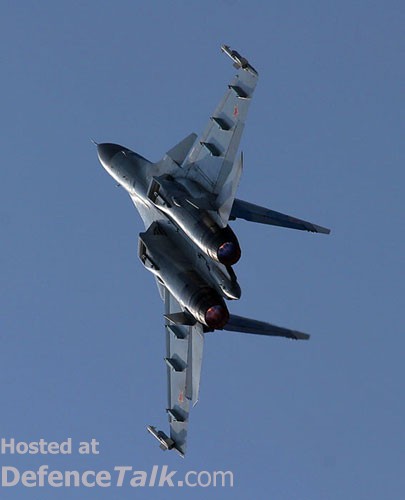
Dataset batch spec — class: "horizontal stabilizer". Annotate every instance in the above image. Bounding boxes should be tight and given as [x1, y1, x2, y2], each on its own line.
[166, 133, 197, 166]
[223, 314, 310, 340]
[230, 199, 330, 234]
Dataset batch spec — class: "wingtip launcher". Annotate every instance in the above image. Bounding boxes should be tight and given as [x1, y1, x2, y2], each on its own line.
[221, 44, 258, 75]
[146, 426, 185, 458]
[147, 425, 174, 451]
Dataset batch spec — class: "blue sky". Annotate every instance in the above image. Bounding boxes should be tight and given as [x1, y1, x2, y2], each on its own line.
[1, 1, 404, 498]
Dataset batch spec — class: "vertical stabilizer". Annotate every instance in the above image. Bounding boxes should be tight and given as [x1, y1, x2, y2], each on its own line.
[165, 133, 197, 166]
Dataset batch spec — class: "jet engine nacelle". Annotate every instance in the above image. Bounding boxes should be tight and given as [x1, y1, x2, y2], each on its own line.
[147, 176, 241, 266]
[138, 223, 229, 329]
[187, 286, 229, 329]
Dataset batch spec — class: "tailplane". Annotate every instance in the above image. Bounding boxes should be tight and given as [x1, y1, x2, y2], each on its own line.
[223, 314, 310, 340]
[230, 199, 330, 234]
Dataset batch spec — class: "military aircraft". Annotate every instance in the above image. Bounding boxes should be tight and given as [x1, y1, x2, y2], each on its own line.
[96, 45, 330, 457]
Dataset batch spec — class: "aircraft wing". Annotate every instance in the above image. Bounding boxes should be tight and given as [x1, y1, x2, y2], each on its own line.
[179, 45, 258, 202]
[148, 286, 205, 457]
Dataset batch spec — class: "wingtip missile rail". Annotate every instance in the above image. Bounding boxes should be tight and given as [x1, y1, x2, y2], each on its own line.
[221, 44, 258, 75]
[147, 425, 174, 451]
[147, 426, 185, 457]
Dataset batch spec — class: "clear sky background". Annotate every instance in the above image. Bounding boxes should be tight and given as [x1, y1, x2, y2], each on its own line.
[1, 1, 404, 499]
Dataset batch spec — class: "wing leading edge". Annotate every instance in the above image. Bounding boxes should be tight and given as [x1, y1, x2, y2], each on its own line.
[178, 45, 259, 202]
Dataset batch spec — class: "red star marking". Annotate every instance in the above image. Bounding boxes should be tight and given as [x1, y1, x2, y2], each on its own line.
[178, 391, 184, 403]
[233, 105, 239, 117]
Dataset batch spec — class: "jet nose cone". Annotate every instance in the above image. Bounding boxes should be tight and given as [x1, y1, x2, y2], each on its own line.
[97, 143, 124, 168]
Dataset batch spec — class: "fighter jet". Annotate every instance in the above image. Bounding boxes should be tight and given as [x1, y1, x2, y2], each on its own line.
[96, 45, 330, 457]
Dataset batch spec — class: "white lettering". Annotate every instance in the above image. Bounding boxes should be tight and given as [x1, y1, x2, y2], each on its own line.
[21, 470, 37, 487]
[82, 471, 96, 487]
[130, 471, 147, 487]
[78, 442, 90, 454]
[37, 465, 49, 487]
[185, 471, 198, 487]
[0, 463, 234, 489]
[2, 466, 20, 487]
[48, 442, 59, 454]
[60, 439, 72, 454]
[158, 465, 176, 487]
[96, 471, 111, 487]
[149, 464, 158, 486]
[90, 439, 100, 454]
[28, 442, 39, 454]
[16, 442, 28, 454]
[114, 466, 132, 487]
[0, 438, 72, 455]
[48, 470, 63, 487]
[198, 471, 211, 487]
[1, 439, 15, 454]
[65, 470, 80, 487]
[213, 470, 234, 487]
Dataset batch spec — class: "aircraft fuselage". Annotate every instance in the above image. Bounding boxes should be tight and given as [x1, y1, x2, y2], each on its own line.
[97, 143, 241, 310]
